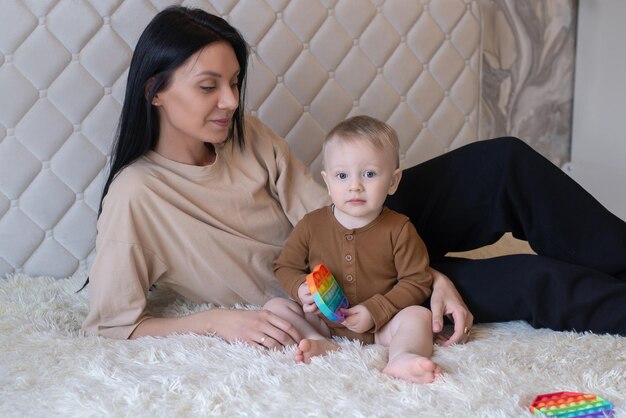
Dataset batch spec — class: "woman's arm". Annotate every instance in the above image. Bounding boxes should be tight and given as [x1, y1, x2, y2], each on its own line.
[256, 116, 330, 225]
[130, 308, 302, 349]
[428, 267, 474, 346]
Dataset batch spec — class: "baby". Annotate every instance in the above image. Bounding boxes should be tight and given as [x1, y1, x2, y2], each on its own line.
[266, 115, 440, 383]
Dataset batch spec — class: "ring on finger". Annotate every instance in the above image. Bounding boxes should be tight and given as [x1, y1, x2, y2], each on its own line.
[463, 326, 472, 336]
[260, 336, 266, 344]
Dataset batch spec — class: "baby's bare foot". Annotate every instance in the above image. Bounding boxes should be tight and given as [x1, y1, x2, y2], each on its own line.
[383, 353, 441, 383]
[295, 338, 340, 364]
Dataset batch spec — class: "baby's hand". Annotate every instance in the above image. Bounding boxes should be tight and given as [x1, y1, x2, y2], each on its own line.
[341, 305, 374, 333]
[297, 282, 319, 314]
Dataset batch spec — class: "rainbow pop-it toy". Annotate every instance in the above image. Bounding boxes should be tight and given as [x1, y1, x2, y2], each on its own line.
[529, 391, 614, 417]
[306, 263, 349, 322]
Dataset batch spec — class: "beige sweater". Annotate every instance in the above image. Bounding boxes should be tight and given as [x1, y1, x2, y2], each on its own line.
[83, 116, 329, 338]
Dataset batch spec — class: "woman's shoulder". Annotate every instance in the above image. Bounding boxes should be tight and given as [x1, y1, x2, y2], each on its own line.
[243, 113, 271, 136]
[106, 157, 158, 203]
[243, 114, 288, 150]
[237, 114, 295, 174]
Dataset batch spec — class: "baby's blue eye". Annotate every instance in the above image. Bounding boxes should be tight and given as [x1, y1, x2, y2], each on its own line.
[364, 171, 376, 178]
[337, 173, 348, 180]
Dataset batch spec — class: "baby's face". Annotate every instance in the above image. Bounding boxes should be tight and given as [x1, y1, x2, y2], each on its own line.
[321, 136, 401, 229]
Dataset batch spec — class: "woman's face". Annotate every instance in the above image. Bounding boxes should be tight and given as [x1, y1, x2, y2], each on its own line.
[152, 41, 240, 157]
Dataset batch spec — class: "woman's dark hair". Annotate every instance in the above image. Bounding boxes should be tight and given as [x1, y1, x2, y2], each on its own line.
[80, 6, 248, 290]
[105, 6, 248, 212]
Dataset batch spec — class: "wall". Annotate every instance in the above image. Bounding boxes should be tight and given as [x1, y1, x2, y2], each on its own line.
[478, 0, 577, 166]
[0, 0, 482, 278]
[565, 0, 626, 221]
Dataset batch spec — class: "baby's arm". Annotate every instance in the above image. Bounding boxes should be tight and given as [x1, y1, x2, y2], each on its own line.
[297, 282, 319, 314]
[360, 220, 432, 332]
[273, 215, 314, 302]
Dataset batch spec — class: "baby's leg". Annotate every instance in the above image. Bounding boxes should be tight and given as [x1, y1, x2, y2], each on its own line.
[296, 338, 340, 364]
[263, 298, 338, 363]
[375, 305, 441, 383]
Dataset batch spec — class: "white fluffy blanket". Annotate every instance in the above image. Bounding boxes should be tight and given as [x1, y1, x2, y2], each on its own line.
[1, 272, 624, 417]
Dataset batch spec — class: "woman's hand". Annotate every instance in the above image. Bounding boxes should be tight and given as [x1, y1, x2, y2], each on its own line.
[211, 308, 302, 349]
[297, 282, 319, 314]
[428, 267, 474, 346]
[341, 305, 374, 333]
[131, 308, 302, 350]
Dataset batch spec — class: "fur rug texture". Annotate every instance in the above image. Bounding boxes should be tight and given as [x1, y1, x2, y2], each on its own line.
[1, 272, 624, 418]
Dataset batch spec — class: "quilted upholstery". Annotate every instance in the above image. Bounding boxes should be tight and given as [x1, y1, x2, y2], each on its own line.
[0, 0, 482, 278]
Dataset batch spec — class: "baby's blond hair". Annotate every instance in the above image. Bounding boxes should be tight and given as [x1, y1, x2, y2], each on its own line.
[323, 115, 400, 167]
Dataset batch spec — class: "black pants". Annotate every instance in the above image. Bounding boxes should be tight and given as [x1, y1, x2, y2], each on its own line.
[385, 137, 626, 336]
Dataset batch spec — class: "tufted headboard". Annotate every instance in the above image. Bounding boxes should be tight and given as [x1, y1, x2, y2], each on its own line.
[0, 0, 482, 278]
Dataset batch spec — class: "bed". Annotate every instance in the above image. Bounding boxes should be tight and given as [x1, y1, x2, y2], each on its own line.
[0, 0, 624, 416]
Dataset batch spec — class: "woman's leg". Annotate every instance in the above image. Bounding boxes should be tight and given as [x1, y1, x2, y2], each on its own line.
[432, 255, 626, 336]
[386, 137, 626, 276]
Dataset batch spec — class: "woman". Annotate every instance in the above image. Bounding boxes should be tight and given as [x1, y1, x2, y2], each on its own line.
[83, 6, 626, 346]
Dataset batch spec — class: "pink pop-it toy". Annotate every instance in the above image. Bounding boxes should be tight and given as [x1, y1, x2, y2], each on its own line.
[529, 391, 613, 417]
